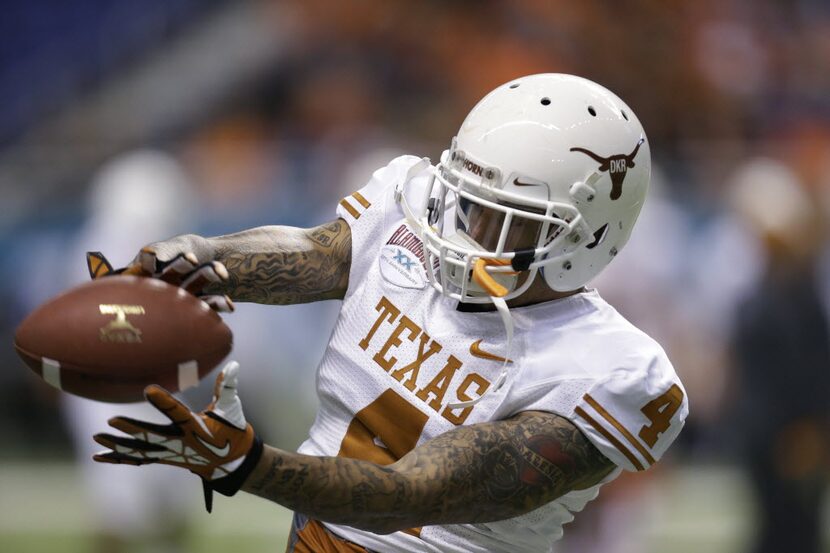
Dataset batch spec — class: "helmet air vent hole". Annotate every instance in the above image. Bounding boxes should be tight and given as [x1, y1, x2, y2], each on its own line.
[621, 109, 629, 121]
[541, 97, 551, 106]
[588, 106, 597, 116]
[509, 83, 520, 89]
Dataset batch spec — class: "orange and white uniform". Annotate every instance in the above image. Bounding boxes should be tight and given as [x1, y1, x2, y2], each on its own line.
[296, 156, 688, 553]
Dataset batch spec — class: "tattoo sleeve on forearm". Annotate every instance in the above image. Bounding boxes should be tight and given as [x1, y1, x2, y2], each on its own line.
[204, 219, 351, 304]
[242, 411, 615, 533]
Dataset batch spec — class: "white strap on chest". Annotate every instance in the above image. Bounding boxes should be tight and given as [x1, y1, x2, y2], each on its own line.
[447, 295, 514, 410]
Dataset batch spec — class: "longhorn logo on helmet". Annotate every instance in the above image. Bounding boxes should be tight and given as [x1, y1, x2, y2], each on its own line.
[570, 137, 645, 200]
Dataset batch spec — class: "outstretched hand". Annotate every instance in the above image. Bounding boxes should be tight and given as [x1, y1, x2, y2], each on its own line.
[93, 362, 263, 512]
[86, 249, 235, 312]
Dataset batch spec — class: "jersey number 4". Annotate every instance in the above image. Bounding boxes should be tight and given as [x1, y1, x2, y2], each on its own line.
[638, 384, 684, 448]
[338, 389, 429, 465]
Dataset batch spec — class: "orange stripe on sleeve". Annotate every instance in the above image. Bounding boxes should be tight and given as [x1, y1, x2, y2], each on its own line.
[583, 394, 656, 466]
[351, 191, 371, 209]
[575, 406, 645, 471]
[339, 198, 361, 219]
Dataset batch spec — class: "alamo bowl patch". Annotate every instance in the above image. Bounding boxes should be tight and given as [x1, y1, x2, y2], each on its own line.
[379, 245, 426, 289]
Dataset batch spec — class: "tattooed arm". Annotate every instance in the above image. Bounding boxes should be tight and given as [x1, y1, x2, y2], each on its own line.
[140, 219, 352, 304]
[241, 411, 615, 534]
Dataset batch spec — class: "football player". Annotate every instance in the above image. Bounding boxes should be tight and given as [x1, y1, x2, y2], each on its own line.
[93, 74, 688, 552]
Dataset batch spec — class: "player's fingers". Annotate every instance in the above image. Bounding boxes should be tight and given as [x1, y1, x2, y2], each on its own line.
[86, 251, 115, 280]
[121, 264, 148, 276]
[144, 385, 196, 426]
[202, 294, 235, 313]
[135, 247, 160, 274]
[93, 451, 154, 466]
[218, 361, 240, 397]
[211, 366, 226, 401]
[93, 433, 167, 453]
[208, 361, 248, 429]
[107, 416, 181, 439]
[93, 438, 197, 466]
[158, 252, 199, 285]
[209, 360, 239, 404]
[181, 261, 228, 296]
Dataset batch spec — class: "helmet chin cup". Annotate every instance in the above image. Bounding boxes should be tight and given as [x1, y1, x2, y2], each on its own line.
[472, 258, 516, 298]
[443, 232, 519, 298]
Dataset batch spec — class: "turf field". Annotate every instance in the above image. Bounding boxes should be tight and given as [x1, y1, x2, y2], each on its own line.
[0, 462, 827, 553]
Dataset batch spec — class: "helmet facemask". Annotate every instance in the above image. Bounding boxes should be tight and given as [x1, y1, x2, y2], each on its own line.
[402, 144, 594, 303]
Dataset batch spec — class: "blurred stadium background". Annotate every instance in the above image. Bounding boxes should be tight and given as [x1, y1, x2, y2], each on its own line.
[1, 1, 829, 552]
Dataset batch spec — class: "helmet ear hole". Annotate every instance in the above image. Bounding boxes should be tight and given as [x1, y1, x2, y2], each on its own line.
[588, 106, 597, 116]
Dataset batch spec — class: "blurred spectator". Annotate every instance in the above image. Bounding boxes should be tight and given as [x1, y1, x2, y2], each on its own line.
[727, 158, 830, 553]
[63, 150, 200, 553]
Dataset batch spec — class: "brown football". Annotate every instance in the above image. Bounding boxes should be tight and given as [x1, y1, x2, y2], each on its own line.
[14, 275, 232, 402]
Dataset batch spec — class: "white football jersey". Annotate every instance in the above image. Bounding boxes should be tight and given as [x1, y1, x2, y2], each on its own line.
[297, 155, 688, 553]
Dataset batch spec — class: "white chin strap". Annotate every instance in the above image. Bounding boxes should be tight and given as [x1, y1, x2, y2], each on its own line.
[447, 295, 514, 410]
[395, 162, 517, 410]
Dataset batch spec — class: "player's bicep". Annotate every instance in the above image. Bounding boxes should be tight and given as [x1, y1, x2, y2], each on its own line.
[390, 410, 615, 525]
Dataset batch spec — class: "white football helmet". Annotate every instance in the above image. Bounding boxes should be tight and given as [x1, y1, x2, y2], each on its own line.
[401, 73, 651, 303]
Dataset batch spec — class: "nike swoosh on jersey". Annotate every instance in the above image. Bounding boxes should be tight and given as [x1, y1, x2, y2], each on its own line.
[196, 435, 231, 458]
[469, 339, 512, 363]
